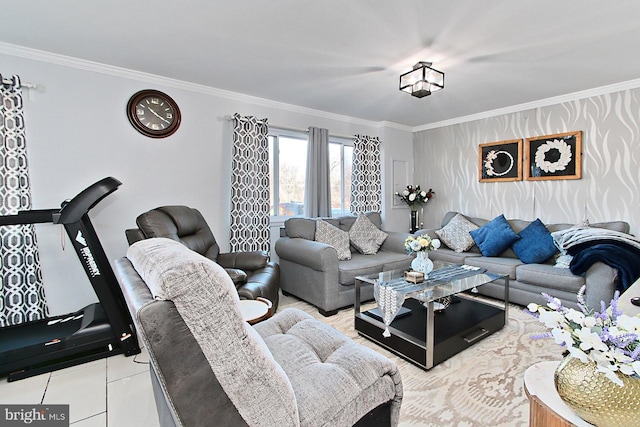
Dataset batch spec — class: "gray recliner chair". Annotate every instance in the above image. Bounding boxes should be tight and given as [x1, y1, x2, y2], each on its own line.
[125, 205, 280, 310]
[115, 238, 403, 427]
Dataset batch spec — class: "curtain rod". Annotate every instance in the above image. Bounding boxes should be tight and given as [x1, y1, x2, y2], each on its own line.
[225, 115, 355, 140]
[1, 78, 38, 89]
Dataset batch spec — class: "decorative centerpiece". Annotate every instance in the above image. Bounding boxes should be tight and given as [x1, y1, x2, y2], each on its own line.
[395, 185, 434, 233]
[405, 233, 440, 276]
[527, 287, 640, 427]
[405, 234, 449, 311]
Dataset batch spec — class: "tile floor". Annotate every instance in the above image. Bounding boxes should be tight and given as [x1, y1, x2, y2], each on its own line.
[0, 294, 301, 426]
[0, 347, 160, 427]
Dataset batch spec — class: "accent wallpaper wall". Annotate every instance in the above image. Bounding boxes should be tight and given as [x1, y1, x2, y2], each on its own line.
[414, 88, 640, 236]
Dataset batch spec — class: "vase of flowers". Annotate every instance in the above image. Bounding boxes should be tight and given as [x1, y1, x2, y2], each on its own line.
[395, 185, 434, 233]
[527, 287, 640, 427]
[404, 234, 440, 276]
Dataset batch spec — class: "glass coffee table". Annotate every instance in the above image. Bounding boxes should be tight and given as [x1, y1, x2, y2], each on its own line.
[354, 261, 509, 370]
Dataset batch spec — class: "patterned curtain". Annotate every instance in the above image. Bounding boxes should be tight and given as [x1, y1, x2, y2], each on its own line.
[230, 114, 271, 253]
[351, 134, 382, 213]
[0, 74, 47, 327]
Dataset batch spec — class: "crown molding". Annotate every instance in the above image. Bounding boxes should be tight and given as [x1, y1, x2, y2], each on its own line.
[413, 78, 640, 132]
[0, 42, 412, 131]
[5, 42, 636, 134]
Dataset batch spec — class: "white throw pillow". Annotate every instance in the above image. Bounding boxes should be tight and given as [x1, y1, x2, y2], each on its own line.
[349, 213, 388, 255]
[435, 213, 479, 252]
[315, 219, 352, 260]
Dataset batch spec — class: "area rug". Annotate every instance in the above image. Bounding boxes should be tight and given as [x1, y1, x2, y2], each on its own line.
[279, 295, 562, 427]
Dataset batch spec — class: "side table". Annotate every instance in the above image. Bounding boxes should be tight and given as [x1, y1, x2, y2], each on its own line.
[239, 297, 273, 324]
[524, 361, 593, 427]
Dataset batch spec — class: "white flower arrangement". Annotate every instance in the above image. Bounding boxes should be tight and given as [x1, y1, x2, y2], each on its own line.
[394, 185, 434, 208]
[404, 234, 441, 255]
[527, 286, 640, 386]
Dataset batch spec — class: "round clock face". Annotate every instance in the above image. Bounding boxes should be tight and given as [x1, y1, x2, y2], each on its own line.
[127, 90, 181, 138]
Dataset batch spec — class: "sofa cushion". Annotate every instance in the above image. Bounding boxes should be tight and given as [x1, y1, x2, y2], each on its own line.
[254, 308, 402, 427]
[127, 238, 299, 427]
[315, 219, 351, 260]
[470, 214, 520, 257]
[337, 252, 409, 286]
[428, 247, 482, 265]
[285, 217, 318, 240]
[516, 263, 585, 294]
[465, 256, 522, 280]
[435, 213, 479, 252]
[512, 218, 558, 264]
[349, 213, 388, 255]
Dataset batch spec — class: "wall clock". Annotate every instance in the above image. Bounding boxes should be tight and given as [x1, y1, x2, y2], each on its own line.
[127, 89, 181, 138]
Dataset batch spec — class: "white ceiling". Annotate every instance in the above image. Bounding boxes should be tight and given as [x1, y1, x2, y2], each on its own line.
[3, 0, 640, 127]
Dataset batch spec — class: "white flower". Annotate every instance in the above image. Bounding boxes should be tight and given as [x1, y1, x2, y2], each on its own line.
[565, 308, 585, 325]
[575, 328, 608, 352]
[527, 303, 540, 313]
[539, 310, 565, 329]
[583, 316, 597, 328]
[408, 193, 416, 201]
[420, 191, 427, 198]
[432, 239, 441, 249]
[410, 240, 422, 251]
[552, 328, 574, 346]
[567, 346, 590, 363]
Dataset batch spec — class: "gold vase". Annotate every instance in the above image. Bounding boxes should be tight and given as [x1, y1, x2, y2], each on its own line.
[554, 356, 640, 427]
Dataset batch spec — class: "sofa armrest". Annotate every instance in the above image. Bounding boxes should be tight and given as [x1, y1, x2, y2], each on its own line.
[218, 251, 269, 271]
[275, 237, 339, 272]
[584, 261, 619, 309]
[380, 231, 412, 254]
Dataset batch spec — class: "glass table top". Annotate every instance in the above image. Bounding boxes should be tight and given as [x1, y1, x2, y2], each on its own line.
[355, 261, 507, 303]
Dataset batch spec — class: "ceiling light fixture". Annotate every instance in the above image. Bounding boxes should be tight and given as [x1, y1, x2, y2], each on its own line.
[399, 61, 444, 98]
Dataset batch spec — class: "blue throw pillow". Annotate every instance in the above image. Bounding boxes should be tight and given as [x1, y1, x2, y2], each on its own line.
[469, 214, 520, 257]
[512, 218, 557, 264]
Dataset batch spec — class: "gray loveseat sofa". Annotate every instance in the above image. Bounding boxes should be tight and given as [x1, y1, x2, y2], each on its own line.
[420, 211, 631, 310]
[115, 237, 403, 427]
[275, 212, 413, 316]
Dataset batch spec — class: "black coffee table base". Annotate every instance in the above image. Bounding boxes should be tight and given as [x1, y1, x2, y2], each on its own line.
[355, 294, 505, 369]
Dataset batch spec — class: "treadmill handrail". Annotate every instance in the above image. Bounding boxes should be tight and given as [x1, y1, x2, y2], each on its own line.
[0, 209, 59, 226]
[56, 177, 122, 224]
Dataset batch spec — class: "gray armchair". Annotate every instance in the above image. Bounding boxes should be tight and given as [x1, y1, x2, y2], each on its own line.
[115, 238, 403, 427]
[125, 205, 280, 310]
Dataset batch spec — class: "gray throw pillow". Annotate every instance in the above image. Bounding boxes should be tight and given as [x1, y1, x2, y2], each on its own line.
[315, 219, 352, 260]
[349, 213, 388, 255]
[435, 213, 479, 252]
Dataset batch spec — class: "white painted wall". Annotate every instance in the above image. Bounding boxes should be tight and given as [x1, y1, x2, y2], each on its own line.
[2, 50, 412, 316]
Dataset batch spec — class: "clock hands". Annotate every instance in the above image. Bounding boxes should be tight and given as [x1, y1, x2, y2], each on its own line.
[141, 103, 171, 125]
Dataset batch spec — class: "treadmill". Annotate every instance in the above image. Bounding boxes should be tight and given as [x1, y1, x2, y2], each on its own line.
[0, 177, 141, 381]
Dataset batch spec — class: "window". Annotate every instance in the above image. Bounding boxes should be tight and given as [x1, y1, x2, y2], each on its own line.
[269, 128, 353, 218]
[329, 137, 352, 216]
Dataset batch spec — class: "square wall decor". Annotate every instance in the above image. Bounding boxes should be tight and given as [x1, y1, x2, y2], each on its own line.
[478, 139, 523, 182]
[526, 131, 582, 180]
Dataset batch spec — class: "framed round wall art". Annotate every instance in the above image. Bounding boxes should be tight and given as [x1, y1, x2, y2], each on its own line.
[525, 131, 582, 181]
[478, 139, 523, 183]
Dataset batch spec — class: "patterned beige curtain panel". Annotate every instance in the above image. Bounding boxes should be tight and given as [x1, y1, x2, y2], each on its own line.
[0, 74, 48, 326]
[351, 134, 382, 213]
[230, 114, 271, 253]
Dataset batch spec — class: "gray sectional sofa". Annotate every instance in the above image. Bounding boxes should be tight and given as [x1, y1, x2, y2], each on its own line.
[275, 212, 413, 316]
[420, 211, 631, 310]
